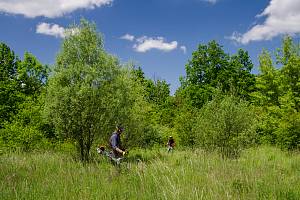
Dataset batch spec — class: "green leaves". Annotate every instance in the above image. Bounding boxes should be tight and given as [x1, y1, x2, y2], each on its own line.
[253, 36, 300, 150]
[180, 40, 254, 108]
[45, 19, 162, 161]
[0, 43, 49, 127]
[45, 20, 116, 161]
[17, 52, 49, 97]
[0, 43, 19, 126]
[193, 96, 257, 157]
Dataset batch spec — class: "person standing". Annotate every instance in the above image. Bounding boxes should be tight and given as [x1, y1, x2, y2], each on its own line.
[167, 136, 175, 152]
[110, 126, 126, 158]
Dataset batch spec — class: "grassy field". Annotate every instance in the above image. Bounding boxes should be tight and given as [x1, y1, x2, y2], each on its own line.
[1, 146, 300, 200]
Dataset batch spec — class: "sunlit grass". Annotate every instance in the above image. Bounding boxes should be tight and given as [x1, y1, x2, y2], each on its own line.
[1, 147, 299, 200]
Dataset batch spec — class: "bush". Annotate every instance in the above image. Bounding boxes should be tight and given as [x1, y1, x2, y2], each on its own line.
[0, 99, 51, 151]
[0, 123, 46, 151]
[275, 112, 300, 150]
[174, 106, 198, 146]
[193, 96, 257, 157]
[255, 106, 300, 150]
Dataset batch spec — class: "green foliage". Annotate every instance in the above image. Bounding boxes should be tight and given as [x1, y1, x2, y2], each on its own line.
[0, 43, 20, 126]
[173, 105, 198, 146]
[179, 41, 255, 108]
[0, 44, 49, 127]
[45, 19, 123, 162]
[0, 42, 50, 151]
[44, 20, 163, 161]
[145, 79, 170, 105]
[275, 112, 300, 150]
[111, 67, 163, 149]
[146, 79, 175, 127]
[252, 36, 300, 150]
[251, 50, 281, 107]
[131, 66, 174, 126]
[0, 98, 51, 151]
[193, 96, 257, 157]
[17, 52, 49, 97]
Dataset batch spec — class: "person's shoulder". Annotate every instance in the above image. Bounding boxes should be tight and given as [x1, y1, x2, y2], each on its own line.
[110, 132, 116, 138]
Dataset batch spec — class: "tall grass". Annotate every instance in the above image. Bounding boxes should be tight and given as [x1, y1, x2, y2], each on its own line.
[1, 147, 299, 200]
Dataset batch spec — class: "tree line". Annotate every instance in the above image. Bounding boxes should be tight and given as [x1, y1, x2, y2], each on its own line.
[0, 20, 299, 161]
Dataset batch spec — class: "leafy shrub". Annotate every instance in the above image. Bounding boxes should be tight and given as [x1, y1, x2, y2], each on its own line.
[193, 96, 257, 157]
[0, 122, 47, 151]
[255, 104, 300, 150]
[275, 112, 300, 150]
[0, 97, 53, 151]
[174, 106, 198, 146]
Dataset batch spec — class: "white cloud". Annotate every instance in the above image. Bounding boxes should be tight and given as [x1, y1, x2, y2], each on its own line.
[202, 0, 218, 4]
[36, 23, 65, 38]
[120, 34, 135, 41]
[120, 33, 185, 53]
[180, 46, 187, 54]
[229, 0, 300, 44]
[36, 23, 78, 38]
[0, 0, 113, 18]
[133, 36, 178, 53]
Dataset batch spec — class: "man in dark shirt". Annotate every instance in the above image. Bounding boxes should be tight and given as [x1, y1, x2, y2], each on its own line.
[110, 126, 126, 158]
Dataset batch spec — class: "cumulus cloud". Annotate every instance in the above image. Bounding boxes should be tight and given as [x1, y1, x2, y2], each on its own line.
[120, 34, 135, 41]
[36, 23, 65, 38]
[120, 33, 186, 53]
[229, 0, 300, 44]
[133, 36, 178, 53]
[36, 23, 78, 38]
[180, 46, 187, 54]
[0, 0, 113, 18]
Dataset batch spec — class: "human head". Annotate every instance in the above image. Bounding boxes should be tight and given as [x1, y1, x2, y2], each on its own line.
[116, 125, 124, 134]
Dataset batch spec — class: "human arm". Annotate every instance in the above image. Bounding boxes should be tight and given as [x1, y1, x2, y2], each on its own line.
[111, 134, 126, 155]
[115, 147, 126, 155]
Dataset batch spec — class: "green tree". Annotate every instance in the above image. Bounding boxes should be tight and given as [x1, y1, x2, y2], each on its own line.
[276, 36, 300, 149]
[0, 43, 19, 126]
[278, 37, 300, 112]
[251, 50, 281, 107]
[252, 36, 300, 149]
[44, 20, 161, 161]
[0, 43, 49, 128]
[131, 66, 170, 105]
[179, 40, 254, 108]
[0, 43, 51, 150]
[45, 20, 121, 162]
[17, 52, 49, 98]
[227, 49, 255, 99]
[251, 50, 282, 145]
[131, 66, 174, 126]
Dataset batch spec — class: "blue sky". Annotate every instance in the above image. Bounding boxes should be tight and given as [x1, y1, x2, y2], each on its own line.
[0, 0, 299, 93]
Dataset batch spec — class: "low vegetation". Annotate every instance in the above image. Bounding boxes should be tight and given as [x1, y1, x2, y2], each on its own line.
[1, 147, 299, 200]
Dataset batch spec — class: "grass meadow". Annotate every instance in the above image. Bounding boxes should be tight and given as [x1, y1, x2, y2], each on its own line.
[1, 146, 300, 200]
